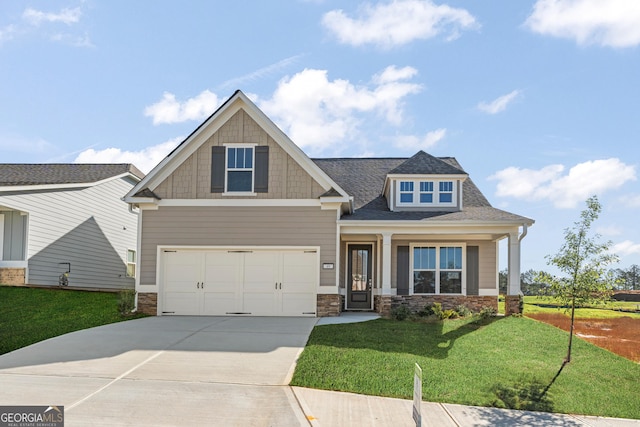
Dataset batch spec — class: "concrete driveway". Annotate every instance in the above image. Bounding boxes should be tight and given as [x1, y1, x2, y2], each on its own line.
[0, 316, 317, 426]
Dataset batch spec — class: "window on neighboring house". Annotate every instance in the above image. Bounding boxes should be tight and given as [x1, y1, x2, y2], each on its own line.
[419, 181, 433, 203]
[412, 245, 463, 294]
[226, 146, 254, 192]
[126, 249, 136, 278]
[439, 181, 453, 203]
[399, 181, 414, 203]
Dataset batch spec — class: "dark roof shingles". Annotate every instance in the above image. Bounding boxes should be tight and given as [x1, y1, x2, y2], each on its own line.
[313, 155, 532, 223]
[0, 164, 144, 186]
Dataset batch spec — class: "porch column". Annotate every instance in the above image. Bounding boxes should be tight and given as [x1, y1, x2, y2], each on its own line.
[506, 231, 522, 316]
[381, 232, 392, 295]
[507, 231, 521, 295]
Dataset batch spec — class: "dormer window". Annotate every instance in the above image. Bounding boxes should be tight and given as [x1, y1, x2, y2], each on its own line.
[396, 179, 456, 207]
[226, 146, 254, 192]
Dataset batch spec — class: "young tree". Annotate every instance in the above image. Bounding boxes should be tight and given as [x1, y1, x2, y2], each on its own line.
[537, 196, 618, 363]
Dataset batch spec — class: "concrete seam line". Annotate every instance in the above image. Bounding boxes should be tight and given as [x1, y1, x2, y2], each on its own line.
[66, 350, 166, 411]
[290, 387, 317, 427]
[440, 403, 462, 427]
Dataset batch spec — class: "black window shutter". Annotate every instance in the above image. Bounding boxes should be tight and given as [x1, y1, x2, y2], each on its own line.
[255, 146, 269, 193]
[397, 246, 410, 295]
[211, 146, 225, 193]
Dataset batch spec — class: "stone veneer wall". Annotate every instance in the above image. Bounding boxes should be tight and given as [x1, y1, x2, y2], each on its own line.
[0, 268, 26, 285]
[375, 295, 498, 317]
[504, 295, 523, 316]
[137, 292, 158, 316]
[317, 294, 341, 317]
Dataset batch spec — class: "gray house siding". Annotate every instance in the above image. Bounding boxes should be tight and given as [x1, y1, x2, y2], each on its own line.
[139, 205, 338, 288]
[0, 176, 139, 289]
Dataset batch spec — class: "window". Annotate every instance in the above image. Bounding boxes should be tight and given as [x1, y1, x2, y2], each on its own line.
[399, 181, 414, 203]
[126, 249, 136, 278]
[419, 181, 433, 203]
[226, 147, 254, 192]
[411, 245, 464, 294]
[413, 247, 436, 293]
[439, 181, 453, 203]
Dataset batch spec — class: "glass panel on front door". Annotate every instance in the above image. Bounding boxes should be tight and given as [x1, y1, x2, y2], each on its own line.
[348, 245, 372, 309]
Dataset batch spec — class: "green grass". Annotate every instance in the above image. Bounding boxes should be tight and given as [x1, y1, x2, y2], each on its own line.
[0, 286, 147, 355]
[523, 296, 640, 319]
[292, 316, 640, 419]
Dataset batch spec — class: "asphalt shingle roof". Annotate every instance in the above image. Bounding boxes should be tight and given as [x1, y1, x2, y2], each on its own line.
[0, 164, 144, 187]
[313, 154, 532, 223]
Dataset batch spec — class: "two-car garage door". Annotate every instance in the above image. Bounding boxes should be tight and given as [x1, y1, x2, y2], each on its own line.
[161, 249, 318, 316]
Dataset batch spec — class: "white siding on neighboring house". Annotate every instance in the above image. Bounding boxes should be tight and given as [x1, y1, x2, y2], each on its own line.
[0, 176, 139, 289]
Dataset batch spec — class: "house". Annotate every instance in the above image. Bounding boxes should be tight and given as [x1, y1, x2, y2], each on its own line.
[0, 164, 144, 290]
[125, 90, 533, 317]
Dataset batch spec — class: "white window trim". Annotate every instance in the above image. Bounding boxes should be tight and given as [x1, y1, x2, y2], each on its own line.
[409, 242, 466, 295]
[396, 179, 457, 207]
[126, 249, 136, 278]
[223, 143, 257, 195]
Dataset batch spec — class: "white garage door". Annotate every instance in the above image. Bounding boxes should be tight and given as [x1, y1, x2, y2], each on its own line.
[162, 249, 318, 316]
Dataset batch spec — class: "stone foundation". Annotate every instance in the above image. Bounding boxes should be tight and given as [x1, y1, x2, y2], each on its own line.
[137, 292, 158, 315]
[0, 268, 26, 285]
[317, 294, 341, 317]
[377, 295, 498, 318]
[504, 295, 523, 316]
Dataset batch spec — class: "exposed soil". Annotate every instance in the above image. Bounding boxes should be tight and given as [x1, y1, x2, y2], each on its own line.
[527, 313, 640, 363]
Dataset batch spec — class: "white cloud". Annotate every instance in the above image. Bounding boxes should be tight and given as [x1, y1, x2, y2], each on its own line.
[0, 25, 17, 44]
[23, 7, 82, 26]
[612, 240, 640, 256]
[525, 0, 640, 48]
[393, 128, 446, 151]
[144, 90, 220, 125]
[74, 138, 181, 174]
[489, 158, 637, 208]
[258, 66, 422, 155]
[322, 0, 478, 49]
[621, 194, 640, 207]
[596, 225, 623, 236]
[477, 90, 521, 114]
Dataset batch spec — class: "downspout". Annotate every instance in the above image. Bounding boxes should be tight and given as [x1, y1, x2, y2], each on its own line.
[519, 224, 528, 242]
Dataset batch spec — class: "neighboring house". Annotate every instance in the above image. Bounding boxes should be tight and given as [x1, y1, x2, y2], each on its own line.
[125, 90, 533, 317]
[0, 164, 144, 290]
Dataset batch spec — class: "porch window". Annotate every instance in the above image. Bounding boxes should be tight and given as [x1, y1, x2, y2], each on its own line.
[411, 244, 464, 294]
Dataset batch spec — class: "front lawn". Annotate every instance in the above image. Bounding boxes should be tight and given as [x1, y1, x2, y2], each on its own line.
[523, 296, 640, 319]
[292, 316, 640, 419]
[0, 286, 146, 355]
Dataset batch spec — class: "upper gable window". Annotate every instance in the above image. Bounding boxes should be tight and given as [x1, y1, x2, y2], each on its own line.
[211, 145, 269, 194]
[396, 179, 456, 207]
[226, 146, 254, 192]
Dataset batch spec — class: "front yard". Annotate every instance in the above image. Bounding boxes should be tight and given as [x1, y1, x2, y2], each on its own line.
[0, 285, 146, 355]
[291, 315, 640, 419]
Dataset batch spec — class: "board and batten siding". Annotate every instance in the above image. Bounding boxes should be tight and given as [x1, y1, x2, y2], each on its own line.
[139, 206, 338, 288]
[0, 176, 139, 289]
[153, 109, 326, 200]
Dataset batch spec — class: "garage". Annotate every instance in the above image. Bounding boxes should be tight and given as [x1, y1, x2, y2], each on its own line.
[160, 248, 318, 316]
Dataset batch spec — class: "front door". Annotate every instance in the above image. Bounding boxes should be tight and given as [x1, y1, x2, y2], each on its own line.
[347, 245, 372, 310]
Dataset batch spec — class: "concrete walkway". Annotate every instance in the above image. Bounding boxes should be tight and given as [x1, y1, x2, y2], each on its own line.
[0, 313, 638, 426]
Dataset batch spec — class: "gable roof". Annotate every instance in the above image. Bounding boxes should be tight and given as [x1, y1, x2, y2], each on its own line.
[0, 164, 144, 188]
[388, 150, 467, 175]
[125, 90, 349, 203]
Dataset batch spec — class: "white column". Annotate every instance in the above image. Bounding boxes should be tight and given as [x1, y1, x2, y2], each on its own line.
[507, 231, 521, 295]
[382, 232, 392, 295]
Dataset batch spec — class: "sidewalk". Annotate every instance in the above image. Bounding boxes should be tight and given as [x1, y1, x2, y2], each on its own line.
[292, 387, 640, 427]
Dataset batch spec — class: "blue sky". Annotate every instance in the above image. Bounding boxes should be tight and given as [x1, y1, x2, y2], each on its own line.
[1, 0, 639, 272]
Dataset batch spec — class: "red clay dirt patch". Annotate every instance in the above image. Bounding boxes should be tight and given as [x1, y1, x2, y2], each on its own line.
[527, 313, 640, 363]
